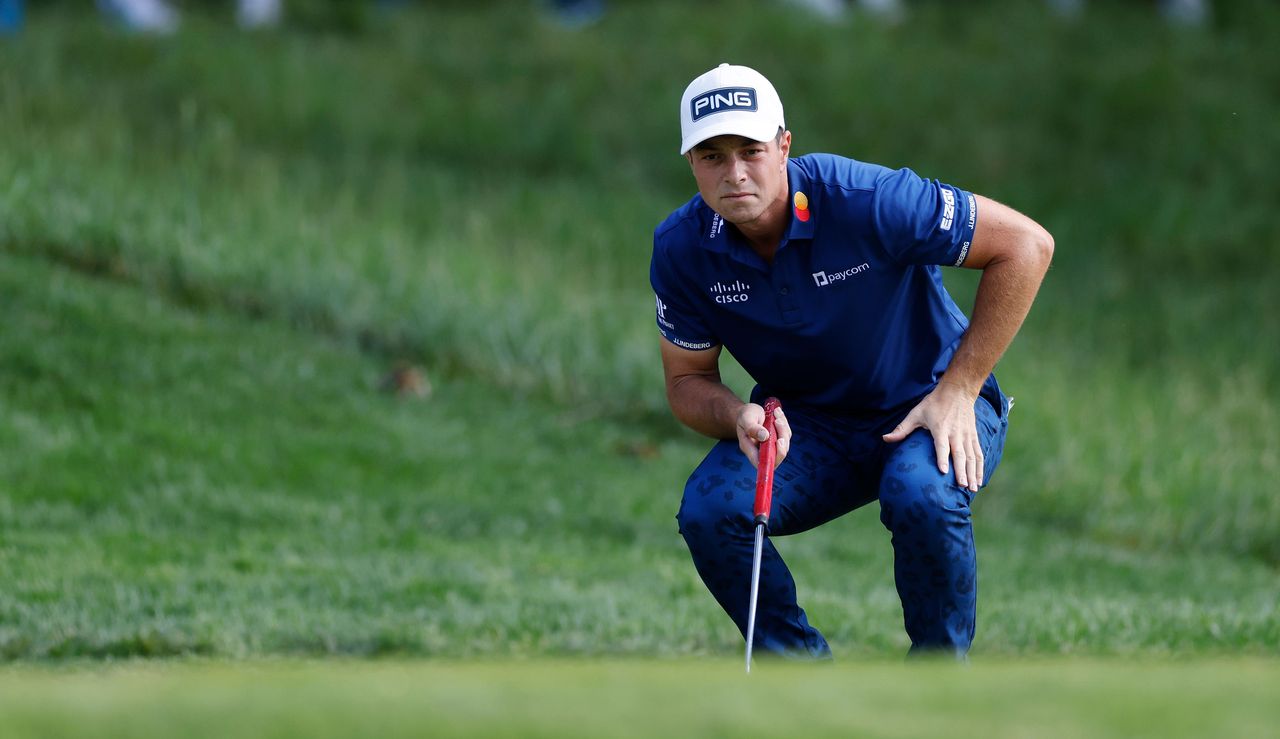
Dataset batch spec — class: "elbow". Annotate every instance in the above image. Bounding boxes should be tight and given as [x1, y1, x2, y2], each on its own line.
[664, 385, 688, 424]
[664, 377, 695, 426]
[993, 225, 1053, 277]
[666, 376, 708, 426]
[1035, 226, 1054, 270]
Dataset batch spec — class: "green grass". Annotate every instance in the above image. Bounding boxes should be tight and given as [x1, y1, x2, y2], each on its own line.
[1, 660, 1278, 738]
[2, 249, 1276, 660]
[0, 0, 1278, 665]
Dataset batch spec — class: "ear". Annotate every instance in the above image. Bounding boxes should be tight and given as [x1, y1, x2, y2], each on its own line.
[778, 130, 792, 162]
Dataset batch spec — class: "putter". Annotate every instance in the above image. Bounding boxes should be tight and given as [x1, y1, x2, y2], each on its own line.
[745, 397, 781, 674]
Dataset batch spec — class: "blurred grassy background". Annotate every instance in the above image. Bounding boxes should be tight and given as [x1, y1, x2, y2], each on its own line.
[0, 0, 1277, 662]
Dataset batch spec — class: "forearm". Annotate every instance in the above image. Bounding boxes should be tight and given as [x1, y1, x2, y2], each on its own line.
[666, 372, 745, 440]
[944, 244, 1052, 396]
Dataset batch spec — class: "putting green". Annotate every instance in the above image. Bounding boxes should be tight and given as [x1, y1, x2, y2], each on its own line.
[1, 659, 1275, 738]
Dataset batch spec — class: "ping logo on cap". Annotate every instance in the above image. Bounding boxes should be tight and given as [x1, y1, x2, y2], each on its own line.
[691, 87, 758, 122]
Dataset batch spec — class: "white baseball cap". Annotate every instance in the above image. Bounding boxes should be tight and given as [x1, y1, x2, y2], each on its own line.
[679, 63, 785, 155]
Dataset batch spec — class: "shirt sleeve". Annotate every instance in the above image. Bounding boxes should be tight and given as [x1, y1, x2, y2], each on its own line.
[649, 241, 719, 351]
[871, 167, 978, 267]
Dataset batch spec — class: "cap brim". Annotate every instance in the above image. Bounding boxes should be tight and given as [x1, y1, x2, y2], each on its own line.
[679, 118, 782, 155]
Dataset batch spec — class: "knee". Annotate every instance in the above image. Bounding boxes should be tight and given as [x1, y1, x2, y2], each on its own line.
[676, 466, 753, 542]
[878, 460, 971, 535]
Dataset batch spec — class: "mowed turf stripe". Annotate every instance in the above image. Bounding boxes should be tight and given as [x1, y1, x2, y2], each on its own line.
[0, 660, 1277, 738]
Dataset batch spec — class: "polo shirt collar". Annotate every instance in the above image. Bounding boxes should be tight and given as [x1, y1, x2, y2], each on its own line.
[784, 157, 817, 242]
[696, 203, 734, 254]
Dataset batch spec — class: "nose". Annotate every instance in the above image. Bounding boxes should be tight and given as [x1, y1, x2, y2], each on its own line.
[724, 155, 747, 184]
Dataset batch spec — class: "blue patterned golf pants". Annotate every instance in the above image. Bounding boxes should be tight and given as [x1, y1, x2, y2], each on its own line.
[676, 389, 1009, 659]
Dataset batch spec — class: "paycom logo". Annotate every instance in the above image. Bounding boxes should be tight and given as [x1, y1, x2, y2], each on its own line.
[812, 263, 870, 287]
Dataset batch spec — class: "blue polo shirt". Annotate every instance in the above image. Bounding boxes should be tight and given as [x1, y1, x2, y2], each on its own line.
[651, 153, 987, 418]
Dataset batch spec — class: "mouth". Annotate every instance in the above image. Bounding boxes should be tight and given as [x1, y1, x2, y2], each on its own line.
[721, 193, 754, 201]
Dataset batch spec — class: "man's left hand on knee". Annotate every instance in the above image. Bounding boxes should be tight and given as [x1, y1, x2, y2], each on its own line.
[882, 381, 984, 493]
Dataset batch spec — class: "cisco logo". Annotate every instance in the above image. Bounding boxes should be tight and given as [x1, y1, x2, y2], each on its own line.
[813, 263, 870, 287]
[709, 279, 751, 304]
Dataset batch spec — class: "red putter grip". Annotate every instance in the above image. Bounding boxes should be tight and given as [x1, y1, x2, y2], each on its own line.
[752, 398, 781, 525]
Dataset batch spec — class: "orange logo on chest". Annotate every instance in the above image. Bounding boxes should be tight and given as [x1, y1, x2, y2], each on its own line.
[793, 191, 810, 223]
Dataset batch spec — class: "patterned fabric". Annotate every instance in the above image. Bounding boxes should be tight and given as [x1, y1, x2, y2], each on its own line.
[677, 391, 1008, 658]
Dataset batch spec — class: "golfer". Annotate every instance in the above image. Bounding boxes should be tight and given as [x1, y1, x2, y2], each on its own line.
[652, 64, 1053, 658]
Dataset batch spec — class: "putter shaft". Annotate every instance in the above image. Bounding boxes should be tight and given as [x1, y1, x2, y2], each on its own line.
[745, 522, 765, 673]
[745, 398, 781, 675]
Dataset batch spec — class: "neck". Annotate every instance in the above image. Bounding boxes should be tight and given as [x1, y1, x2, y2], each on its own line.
[734, 171, 790, 264]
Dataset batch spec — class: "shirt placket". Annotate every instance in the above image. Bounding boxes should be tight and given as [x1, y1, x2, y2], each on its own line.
[773, 244, 804, 326]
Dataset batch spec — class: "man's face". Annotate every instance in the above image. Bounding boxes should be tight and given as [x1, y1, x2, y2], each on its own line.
[686, 131, 791, 228]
